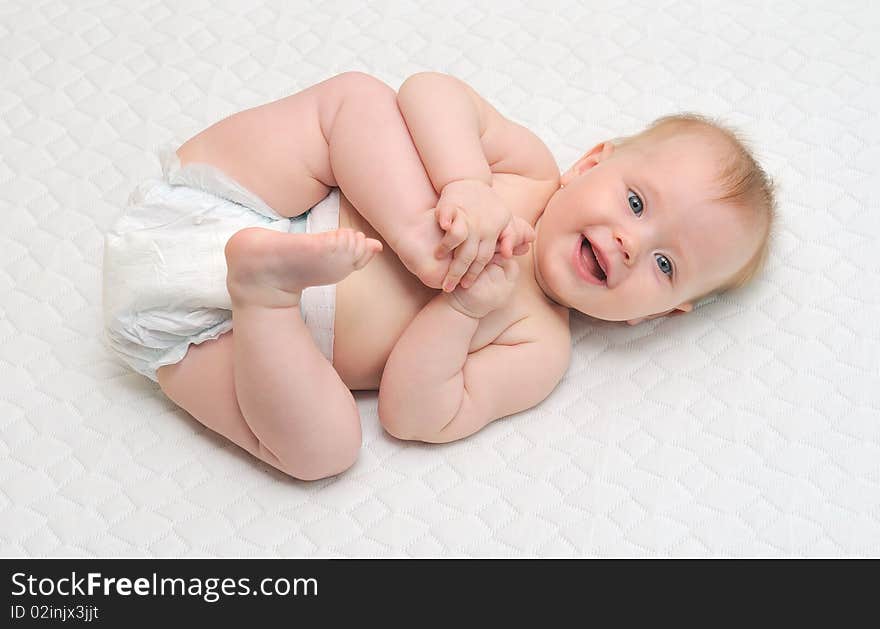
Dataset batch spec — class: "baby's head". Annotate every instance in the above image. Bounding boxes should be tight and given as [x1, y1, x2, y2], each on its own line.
[533, 113, 776, 324]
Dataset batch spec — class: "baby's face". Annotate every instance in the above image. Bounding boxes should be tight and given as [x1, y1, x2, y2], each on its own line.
[533, 133, 757, 323]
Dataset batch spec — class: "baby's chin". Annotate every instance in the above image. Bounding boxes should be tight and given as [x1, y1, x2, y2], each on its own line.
[551, 284, 648, 323]
[542, 284, 635, 323]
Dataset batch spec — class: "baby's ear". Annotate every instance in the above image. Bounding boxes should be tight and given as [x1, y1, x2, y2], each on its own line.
[667, 303, 693, 318]
[560, 142, 615, 186]
[626, 303, 693, 326]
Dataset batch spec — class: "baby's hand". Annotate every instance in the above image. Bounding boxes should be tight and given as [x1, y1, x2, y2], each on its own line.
[497, 215, 536, 258]
[446, 253, 520, 319]
[437, 211, 535, 292]
[433, 179, 512, 292]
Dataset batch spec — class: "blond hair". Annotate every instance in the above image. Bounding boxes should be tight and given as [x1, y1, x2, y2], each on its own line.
[615, 113, 777, 306]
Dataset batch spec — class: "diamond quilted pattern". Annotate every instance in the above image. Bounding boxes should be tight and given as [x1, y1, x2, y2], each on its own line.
[1, 0, 878, 558]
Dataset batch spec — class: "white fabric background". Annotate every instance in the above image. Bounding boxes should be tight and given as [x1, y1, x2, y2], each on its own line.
[1, 0, 878, 557]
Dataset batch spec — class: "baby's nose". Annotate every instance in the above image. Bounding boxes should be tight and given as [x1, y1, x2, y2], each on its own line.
[615, 233, 636, 265]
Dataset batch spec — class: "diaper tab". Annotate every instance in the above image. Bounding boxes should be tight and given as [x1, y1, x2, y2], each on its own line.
[157, 144, 283, 221]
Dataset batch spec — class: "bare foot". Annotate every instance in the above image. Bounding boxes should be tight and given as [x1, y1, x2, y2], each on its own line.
[225, 227, 382, 308]
[392, 209, 452, 290]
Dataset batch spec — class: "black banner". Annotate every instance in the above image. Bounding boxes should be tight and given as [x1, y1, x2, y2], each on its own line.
[2, 559, 875, 626]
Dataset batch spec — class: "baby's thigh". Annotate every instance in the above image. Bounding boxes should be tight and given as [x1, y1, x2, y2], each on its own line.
[176, 75, 361, 218]
[157, 332, 288, 473]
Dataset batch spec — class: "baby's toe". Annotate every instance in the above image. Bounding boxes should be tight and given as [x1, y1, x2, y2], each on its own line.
[352, 231, 366, 259]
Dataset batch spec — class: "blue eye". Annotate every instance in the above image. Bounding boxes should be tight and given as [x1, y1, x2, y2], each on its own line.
[627, 190, 644, 216]
[627, 189, 672, 279]
[655, 254, 673, 277]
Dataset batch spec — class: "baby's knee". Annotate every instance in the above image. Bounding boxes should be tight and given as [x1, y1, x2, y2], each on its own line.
[281, 450, 359, 482]
[332, 71, 395, 100]
[276, 427, 361, 482]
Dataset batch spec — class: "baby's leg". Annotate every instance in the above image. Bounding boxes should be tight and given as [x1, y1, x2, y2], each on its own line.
[176, 71, 447, 287]
[158, 227, 381, 481]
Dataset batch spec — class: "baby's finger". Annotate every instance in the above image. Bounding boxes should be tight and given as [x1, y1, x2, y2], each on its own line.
[435, 203, 457, 231]
[434, 209, 468, 259]
[442, 231, 479, 292]
[495, 253, 520, 281]
[460, 239, 496, 289]
[501, 253, 519, 282]
[502, 221, 535, 257]
[497, 225, 515, 258]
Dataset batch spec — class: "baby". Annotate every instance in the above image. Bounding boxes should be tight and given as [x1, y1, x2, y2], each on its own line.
[104, 72, 775, 481]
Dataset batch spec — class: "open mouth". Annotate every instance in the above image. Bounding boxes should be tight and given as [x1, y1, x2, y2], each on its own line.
[574, 235, 607, 286]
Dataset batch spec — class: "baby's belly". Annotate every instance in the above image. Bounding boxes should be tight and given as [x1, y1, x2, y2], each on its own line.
[332, 192, 435, 390]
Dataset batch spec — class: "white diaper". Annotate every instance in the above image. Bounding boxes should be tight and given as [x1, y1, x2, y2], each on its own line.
[102, 145, 339, 382]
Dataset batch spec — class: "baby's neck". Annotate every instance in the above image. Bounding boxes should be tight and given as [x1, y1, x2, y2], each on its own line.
[519, 249, 567, 316]
[528, 214, 568, 309]
[531, 261, 565, 309]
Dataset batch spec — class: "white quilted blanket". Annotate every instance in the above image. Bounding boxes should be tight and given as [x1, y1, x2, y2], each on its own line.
[2, 0, 878, 557]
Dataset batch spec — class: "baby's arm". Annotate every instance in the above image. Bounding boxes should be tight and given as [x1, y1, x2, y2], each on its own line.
[397, 73, 559, 191]
[377, 258, 569, 443]
[397, 72, 559, 290]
